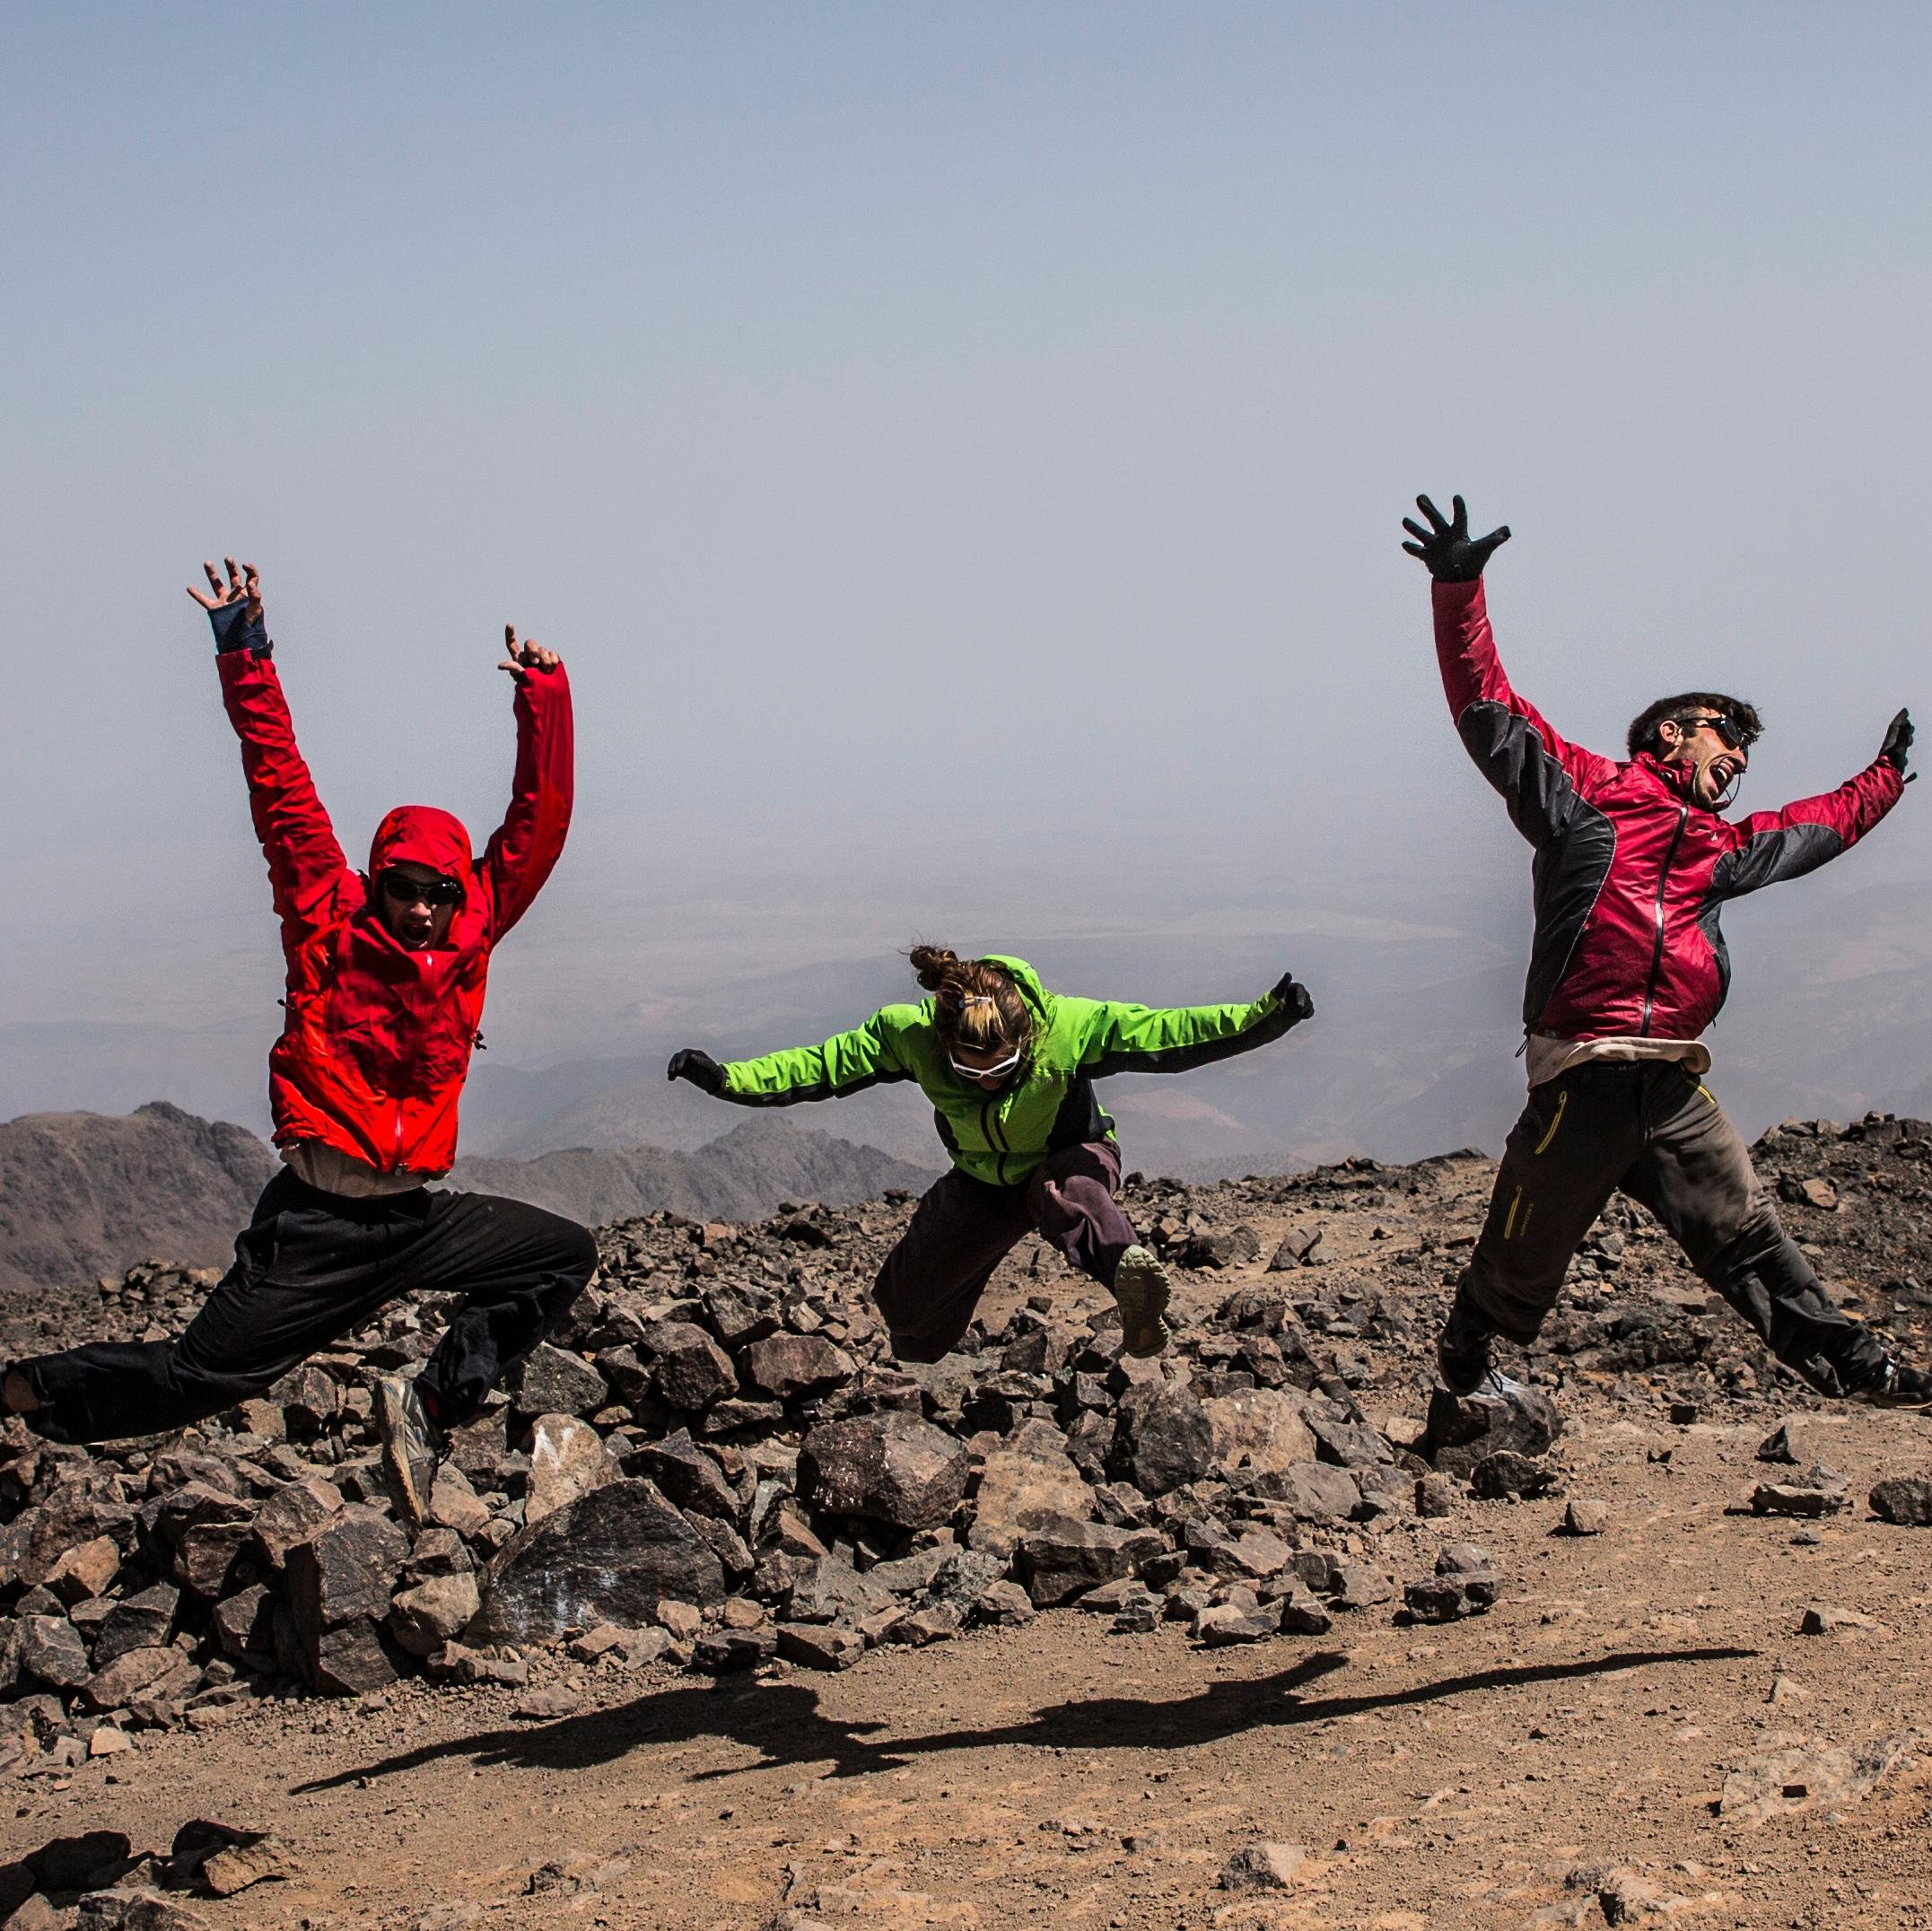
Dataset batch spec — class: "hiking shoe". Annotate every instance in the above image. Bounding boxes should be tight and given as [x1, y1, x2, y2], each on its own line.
[1852, 1359, 1932, 1410]
[1113, 1245, 1174, 1359]
[1435, 1298, 1499, 1397]
[375, 1375, 444, 1525]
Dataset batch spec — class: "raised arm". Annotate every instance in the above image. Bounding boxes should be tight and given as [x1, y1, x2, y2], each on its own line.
[1403, 494, 1618, 842]
[190, 560, 355, 949]
[1071, 973, 1314, 1078]
[478, 626, 573, 941]
[1713, 714, 1910, 898]
[668, 1009, 915, 1106]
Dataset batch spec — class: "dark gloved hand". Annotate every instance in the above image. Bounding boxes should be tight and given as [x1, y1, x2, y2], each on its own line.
[1402, 494, 1511, 582]
[1270, 974, 1315, 1026]
[1879, 707, 1914, 777]
[666, 1049, 725, 1094]
[207, 599, 271, 658]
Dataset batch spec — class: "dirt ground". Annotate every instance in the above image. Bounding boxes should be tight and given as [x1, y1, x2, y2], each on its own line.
[9, 1155, 1932, 1931]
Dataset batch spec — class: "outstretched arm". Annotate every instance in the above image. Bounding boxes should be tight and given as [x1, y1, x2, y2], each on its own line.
[1072, 973, 1314, 1078]
[480, 626, 573, 941]
[1714, 716, 1910, 897]
[189, 559, 354, 947]
[1403, 493, 1617, 842]
[669, 1011, 914, 1106]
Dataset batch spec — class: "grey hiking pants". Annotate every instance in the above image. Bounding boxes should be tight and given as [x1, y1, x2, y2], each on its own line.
[1457, 1060, 1885, 1395]
[873, 1140, 1138, 1363]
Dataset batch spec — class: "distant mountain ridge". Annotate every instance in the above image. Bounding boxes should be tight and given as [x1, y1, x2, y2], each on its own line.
[0, 1101, 275, 1296]
[447, 1118, 938, 1224]
[0, 1104, 940, 1300]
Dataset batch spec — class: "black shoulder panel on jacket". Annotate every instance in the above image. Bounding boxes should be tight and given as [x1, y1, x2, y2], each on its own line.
[1458, 701, 1579, 846]
[1711, 822, 1844, 898]
[1523, 800, 1618, 1027]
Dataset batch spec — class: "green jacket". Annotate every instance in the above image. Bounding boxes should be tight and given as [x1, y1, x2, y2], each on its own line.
[713, 955, 1300, 1186]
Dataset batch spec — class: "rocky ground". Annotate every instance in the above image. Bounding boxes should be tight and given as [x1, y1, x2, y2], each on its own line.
[1, 1115, 1931, 1927]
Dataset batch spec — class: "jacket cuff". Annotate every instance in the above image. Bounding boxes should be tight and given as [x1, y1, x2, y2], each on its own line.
[208, 602, 272, 657]
[1431, 577, 1484, 613]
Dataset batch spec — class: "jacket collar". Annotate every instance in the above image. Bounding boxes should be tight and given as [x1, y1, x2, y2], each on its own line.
[1631, 751, 1718, 813]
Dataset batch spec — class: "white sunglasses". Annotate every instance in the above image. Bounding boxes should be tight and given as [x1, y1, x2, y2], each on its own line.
[949, 1046, 1022, 1079]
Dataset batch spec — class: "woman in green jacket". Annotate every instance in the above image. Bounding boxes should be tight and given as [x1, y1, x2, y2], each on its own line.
[667, 947, 1313, 1361]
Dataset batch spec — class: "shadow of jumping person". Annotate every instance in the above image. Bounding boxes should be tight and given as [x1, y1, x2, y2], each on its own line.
[294, 1642, 1756, 1796]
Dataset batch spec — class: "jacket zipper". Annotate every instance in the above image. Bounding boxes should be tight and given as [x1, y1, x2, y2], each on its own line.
[1639, 802, 1690, 1037]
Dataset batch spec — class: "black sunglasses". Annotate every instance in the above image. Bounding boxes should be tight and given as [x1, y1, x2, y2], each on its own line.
[379, 870, 463, 907]
[1674, 713, 1753, 752]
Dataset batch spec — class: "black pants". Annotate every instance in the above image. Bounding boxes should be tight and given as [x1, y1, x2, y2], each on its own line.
[873, 1140, 1138, 1363]
[1458, 1061, 1886, 1395]
[21, 1169, 599, 1445]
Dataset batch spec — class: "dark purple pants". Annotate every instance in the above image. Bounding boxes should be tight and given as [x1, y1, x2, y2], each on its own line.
[873, 1140, 1138, 1363]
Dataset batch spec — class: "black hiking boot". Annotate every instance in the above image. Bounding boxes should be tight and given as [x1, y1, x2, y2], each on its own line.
[1852, 1358, 1932, 1410]
[1436, 1297, 1500, 1397]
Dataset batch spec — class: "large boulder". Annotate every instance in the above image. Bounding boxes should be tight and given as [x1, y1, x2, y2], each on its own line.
[522, 1415, 619, 1527]
[466, 1480, 726, 1646]
[387, 1573, 482, 1657]
[641, 1323, 738, 1412]
[284, 1506, 409, 1695]
[507, 1342, 608, 1419]
[1113, 1382, 1215, 1497]
[82, 1644, 197, 1714]
[968, 1420, 1093, 1555]
[1, 1472, 136, 1591]
[250, 1478, 345, 1569]
[21, 1613, 91, 1689]
[624, 1430, 739, 1518]
[1421, 1384, 1560, 1478]
[92, 1584, 179, 1668]
[1202, 1387, 1316, 1476]
[740, 1332, 855, 1401]
[800, 1415, 969, 1532]
[1018, 1516, 1165, 1607]
[1246, 1461, 1361, 1524]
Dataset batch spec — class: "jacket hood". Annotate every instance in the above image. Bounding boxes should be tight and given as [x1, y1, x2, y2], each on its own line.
[367, 806, 476, 890]
[980, 955, 1052, 1018]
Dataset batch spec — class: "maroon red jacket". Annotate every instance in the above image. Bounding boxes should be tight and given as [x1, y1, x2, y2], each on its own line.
[217, 639, 573, 1175]
[1434, 579, 1903, 1042]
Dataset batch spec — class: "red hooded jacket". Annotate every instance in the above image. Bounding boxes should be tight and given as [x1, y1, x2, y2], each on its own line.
[217, 638, 573, 1175]
[1435, 578, 1903, 1042]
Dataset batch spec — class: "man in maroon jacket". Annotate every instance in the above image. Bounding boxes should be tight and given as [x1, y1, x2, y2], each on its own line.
[3, 562, 599, 1517]
[1404, 494, 1928, 1407]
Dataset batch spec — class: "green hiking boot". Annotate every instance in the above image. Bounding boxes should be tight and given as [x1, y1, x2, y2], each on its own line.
[375, 1374, 444, 1526]
[1113, 1245, 1174, 1359]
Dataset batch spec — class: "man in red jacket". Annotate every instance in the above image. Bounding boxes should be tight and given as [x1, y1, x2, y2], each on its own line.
[3, 561, 599, 1518]
[1404, 494, 1928, 1407]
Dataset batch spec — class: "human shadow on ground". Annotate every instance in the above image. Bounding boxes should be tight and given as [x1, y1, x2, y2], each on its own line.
[297, 1641, 1754, 1794]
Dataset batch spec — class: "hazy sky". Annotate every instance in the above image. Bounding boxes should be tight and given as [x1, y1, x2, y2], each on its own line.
[4, 4, 1930, 1070]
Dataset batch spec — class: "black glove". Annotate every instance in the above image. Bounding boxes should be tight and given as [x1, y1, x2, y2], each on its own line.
[666, 1049, 725, 1095]
[207, 600, 271, 657]
[1270, 974, 1315, 1026]
[1880, 708, 1914, 777]
[1401, 493, 1511, 582]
